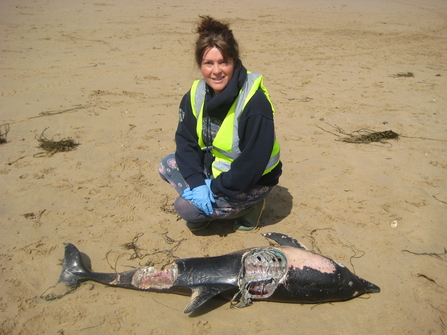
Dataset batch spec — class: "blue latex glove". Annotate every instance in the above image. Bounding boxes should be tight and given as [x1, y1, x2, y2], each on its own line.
[204, 179, 213, 195]
[182, 187, 193, 200]
[182, 183, 215, 215]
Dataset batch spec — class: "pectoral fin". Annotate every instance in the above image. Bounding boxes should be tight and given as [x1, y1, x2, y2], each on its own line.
[184, 285, 234, 313]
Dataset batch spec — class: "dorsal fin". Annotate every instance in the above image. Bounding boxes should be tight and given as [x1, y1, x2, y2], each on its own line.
[263, 232, 308, 250]
[183, 285, 234, 313]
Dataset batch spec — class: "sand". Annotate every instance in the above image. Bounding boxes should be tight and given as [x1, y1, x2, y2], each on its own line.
[1, 0, 446, 333]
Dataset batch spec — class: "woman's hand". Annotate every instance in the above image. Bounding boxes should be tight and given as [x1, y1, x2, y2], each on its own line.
[182, 182, 215, 215]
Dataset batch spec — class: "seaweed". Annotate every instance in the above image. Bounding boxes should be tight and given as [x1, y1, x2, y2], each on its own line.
[318, 123, 447, 145]
[402, 247, 447, 262]
[0, 123, 10, 144]
[35, 128, 79, 156]
[433, 195, 447, 205]
[417, 273, 437, 284]
[394, 72, 414, 78]
[8, 106, 85, 125]
[7, 128, 80, 164]
[119, 232, 185, 269]
[339, 129, 399, 143]
[317, 123, 399, 144]
[160, 195, 177, 215]
[121, 232, 145, 260]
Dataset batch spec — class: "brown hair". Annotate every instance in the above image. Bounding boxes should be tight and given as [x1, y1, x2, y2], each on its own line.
[194, 16, 240, 68]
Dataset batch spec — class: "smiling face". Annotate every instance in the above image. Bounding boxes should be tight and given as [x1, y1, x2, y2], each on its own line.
[200, 47, 235, 96]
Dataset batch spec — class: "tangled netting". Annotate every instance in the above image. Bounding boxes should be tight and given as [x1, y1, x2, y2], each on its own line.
[231, 247, 288, 308]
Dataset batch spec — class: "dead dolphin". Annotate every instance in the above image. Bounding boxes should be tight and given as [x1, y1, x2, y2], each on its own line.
[45, 233, 380, 312]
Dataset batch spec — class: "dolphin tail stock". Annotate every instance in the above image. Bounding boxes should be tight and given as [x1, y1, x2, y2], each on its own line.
[42, 243, 138, 301]
[58, 243, 142, 289]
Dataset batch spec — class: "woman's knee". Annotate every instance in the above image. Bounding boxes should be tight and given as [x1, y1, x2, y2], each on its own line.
[159, 154, 175, 174]
[174, 196, 206, 222]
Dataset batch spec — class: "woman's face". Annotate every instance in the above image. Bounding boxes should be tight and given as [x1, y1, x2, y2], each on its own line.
[200, 47, 234, 96]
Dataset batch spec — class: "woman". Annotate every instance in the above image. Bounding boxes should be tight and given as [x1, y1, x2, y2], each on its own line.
[159, 16, 282, 232]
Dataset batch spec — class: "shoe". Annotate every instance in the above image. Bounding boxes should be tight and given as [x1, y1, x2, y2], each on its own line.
[233, 200, 266, 232]
[186, 220, 211, 231]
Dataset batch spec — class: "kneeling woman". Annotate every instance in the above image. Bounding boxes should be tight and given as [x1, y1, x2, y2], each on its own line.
[159, 16, 282, 232]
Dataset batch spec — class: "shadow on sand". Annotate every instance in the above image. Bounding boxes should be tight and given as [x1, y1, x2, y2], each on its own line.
[192, 185, 293, 237]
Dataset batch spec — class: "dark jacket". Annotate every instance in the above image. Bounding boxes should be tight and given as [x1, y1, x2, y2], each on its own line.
[175, 63, 282, 197]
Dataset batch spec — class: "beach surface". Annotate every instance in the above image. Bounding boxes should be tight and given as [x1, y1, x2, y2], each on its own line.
[1, 0, 446, 333]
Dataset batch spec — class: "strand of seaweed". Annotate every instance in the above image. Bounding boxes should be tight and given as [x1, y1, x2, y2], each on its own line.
[4, 106, 84, 124]
[304, 228, 336, 254]
[160, 195, 178, 215]
[34, 127, 79, 156]
[417, 273, 438, 285]
[402, 248, 447, 262]
[106, 232, 186, 271]
[7, 127, 79, 165]
[0, 123, 10, 144]
[301, 229, 371, 306]
[306, 228, 366, 274]
[316, 123, 399, 144]
[317, 123, 447, 144]
[392, 72, 414, 78]
[433, 195, 447, 205]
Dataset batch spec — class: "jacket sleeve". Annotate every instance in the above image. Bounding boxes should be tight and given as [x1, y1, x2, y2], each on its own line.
[174, 91, 206, 189]
[210, 89, 276, 196]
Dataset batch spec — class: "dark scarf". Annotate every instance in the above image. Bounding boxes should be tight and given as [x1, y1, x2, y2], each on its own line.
[202, 61, 247, 178]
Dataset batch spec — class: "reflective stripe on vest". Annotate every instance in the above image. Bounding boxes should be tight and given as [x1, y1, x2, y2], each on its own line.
[190, 72, 280, 177]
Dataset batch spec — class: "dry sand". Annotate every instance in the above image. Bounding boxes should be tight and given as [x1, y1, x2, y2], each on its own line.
[1, 0, 446, 334]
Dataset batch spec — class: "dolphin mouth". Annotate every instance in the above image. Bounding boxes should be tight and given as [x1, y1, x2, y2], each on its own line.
[231, 247, 288, 308]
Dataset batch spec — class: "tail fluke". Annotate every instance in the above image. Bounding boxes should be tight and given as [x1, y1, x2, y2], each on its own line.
[58, 242, 91, 287]
[41, 243, 91, 301]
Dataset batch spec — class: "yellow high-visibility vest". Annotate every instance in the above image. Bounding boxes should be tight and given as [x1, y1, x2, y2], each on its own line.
[190, 71, 280, 178]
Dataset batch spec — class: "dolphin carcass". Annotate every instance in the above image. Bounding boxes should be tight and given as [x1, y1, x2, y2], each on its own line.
[45, 232, 380, 313]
